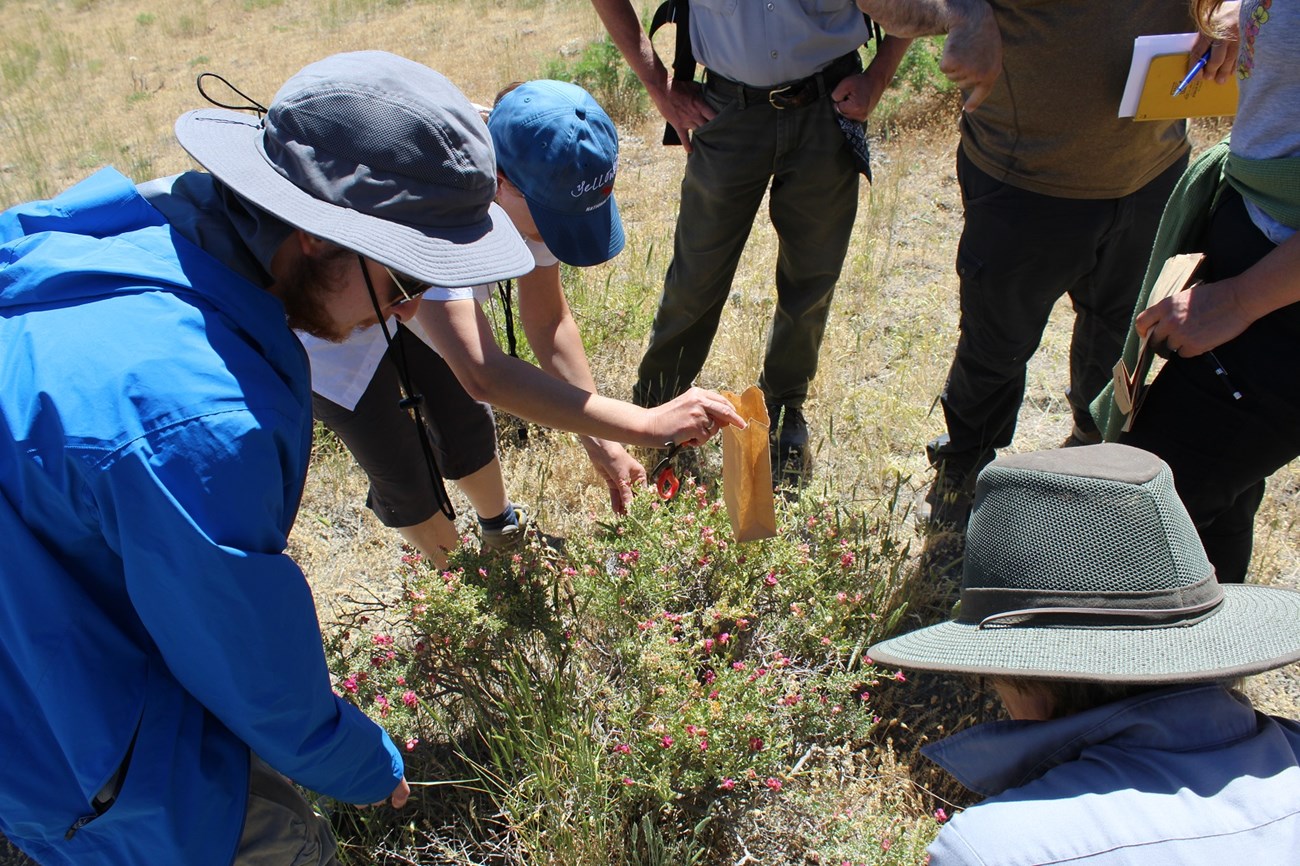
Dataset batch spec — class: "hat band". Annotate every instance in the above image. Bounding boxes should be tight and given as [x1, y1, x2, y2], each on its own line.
[960, 573, 1224, 630]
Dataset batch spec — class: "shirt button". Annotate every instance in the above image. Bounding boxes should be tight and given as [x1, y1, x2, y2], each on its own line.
[767, 2, 773, 8]
[770, 50, 778, 58]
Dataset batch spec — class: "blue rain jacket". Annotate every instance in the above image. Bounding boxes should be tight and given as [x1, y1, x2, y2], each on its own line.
[0, 168, 403, 866]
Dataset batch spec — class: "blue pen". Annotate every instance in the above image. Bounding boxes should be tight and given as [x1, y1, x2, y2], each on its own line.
[1172, 47, 1212, 97]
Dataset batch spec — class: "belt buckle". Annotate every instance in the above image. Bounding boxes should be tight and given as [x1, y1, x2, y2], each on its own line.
[768, 84, 794, 109]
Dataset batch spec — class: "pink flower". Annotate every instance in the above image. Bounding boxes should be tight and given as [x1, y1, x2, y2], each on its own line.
[703, 669, 716, 685]
[893, 670, 907, 682]
[622, 777, 634, 786]
[614, 743, 632, 755]
[840, 552, 856, 568]
[404, 737, 419, 751]
[934, 808, 949, 823]
[880, 837, 892, 852]
[395, 675, 407, 686]
[720, 777, 736, 791]
[764, 572, 779, 587]
[402, 690, 418, 708]
[372, 634, 394, 646]
[765, 777, 783, 792]
[749, 736, 764, 752]
[703, 638, 715, 653]
[342, 675, 359, 694]
[660, 735, 674, 749]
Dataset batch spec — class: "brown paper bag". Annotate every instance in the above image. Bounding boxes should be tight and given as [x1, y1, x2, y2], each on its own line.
[720, 386, 778, 542]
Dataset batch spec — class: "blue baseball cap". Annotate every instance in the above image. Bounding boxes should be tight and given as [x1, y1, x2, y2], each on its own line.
[488, 80, 624, 267]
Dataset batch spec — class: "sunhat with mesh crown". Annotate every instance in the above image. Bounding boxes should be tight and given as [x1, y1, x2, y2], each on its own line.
[174, 51, 533, 288]
[870, 444, 1300, 683]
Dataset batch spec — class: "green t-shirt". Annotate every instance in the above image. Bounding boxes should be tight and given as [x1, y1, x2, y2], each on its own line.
[961, 0, 1193, 199]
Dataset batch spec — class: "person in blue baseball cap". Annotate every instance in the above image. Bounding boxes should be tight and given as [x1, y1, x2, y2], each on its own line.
[306, 79, 741, 565]
[490, 79, 625, 267]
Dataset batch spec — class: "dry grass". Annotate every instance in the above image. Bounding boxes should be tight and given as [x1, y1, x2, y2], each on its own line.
[4, 1, 1298, 861]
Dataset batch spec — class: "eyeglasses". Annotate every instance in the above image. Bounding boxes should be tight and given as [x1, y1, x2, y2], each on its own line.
[381, 264, 432, 309]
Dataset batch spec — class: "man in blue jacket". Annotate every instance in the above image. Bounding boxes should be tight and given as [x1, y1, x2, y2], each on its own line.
[0, 52, 536, 866]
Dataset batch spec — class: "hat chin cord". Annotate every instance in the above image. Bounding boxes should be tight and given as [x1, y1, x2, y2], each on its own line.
[360, 255, 457, 523]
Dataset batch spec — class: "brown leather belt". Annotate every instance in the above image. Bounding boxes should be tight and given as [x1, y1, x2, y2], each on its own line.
[704, 52, 861, 110]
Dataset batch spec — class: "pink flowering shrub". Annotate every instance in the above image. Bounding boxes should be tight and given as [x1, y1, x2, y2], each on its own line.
[325, 476, 917, 861]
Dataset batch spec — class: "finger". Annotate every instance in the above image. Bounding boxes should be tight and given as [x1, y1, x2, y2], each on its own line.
[390, 780, 411, 809]
[615, 477, 634, 514]
[708, 400, 746, 429]
[671, 122, 694, 155]
[964, 79, 994, 112]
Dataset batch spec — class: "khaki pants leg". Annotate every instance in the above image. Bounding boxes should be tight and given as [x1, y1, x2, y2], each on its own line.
[232, 756, 339, 866]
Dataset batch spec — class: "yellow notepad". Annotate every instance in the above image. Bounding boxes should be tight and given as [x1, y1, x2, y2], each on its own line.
[1133, 53, 1238, 120]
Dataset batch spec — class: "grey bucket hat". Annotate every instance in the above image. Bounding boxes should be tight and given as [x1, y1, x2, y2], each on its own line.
[870, 444, 1300, 683]
[174, 51, 533, 287]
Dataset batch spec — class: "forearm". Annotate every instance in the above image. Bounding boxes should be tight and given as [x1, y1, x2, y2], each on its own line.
[417, 298, 657, 445]
[856, 0, 988, 38]
[464, 352, 664, 446]
[527, 315, 626, 452]
[865, 32, 914, 86]
[589, 0, 669, 94]
[1224, 230, 1300, 322]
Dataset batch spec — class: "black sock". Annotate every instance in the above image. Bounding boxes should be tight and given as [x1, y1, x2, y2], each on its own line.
[478, 502, 517, 532]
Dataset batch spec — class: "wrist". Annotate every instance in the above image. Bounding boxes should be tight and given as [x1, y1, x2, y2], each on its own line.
[1222, 277, 1264, 324]
[949, 0, 993, 35]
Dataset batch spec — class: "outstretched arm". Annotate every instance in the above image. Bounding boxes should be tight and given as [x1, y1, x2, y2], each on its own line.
[589, 0, 715, 152]
[414, 298, 743, 448]
[857, 0, 1002, 111]
[516, 263, 648, 513]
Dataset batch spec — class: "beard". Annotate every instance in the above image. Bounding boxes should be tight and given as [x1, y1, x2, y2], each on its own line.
[276, 244, 354, 343]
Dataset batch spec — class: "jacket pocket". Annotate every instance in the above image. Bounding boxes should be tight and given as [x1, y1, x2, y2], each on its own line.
[64, 712, 142, 840]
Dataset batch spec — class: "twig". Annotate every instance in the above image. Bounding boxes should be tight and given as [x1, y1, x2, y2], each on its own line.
[789, 744, 816, 776]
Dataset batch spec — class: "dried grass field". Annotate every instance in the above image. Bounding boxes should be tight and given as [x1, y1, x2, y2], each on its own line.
[3, 0, 1297, 863]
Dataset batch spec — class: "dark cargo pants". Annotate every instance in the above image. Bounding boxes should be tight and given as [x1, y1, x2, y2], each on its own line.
[632, 67, 860, 410]
[931, 146, 1187, 473]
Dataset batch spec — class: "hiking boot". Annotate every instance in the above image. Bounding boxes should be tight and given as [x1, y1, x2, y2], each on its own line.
[917, 435, 988, 532]
[480, 503, 530, 553]
[767, 403, 810, 491]
[1060, 422, 1102, 449]
[917, 464, 977, 532]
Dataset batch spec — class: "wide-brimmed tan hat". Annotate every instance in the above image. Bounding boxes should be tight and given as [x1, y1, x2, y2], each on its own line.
[175, 51, 533, 287]
[870, 444, 1300, 683]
